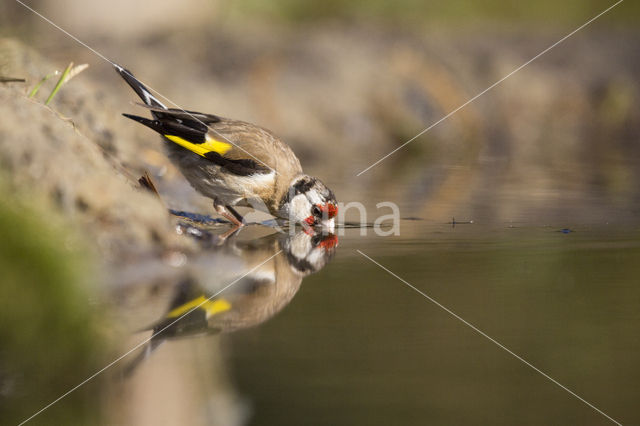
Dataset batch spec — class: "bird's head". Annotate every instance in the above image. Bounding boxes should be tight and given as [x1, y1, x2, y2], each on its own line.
[281, 230, 338, 275]
[279, 175, 337, 229]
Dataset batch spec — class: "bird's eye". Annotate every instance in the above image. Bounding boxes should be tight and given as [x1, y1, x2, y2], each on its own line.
[312, 205, 322, 217]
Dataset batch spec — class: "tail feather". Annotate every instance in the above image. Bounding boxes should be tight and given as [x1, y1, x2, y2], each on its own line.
[122, 113, 164, 133]
[123, 113, 207, 143]
[114, 63, 167, 110]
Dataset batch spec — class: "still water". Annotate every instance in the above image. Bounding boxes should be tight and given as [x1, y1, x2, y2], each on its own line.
[106, 219, 640, 425]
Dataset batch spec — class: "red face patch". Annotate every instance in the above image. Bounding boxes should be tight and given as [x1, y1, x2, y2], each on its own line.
[316, 203, 338, 219]
[318, 234, 339, 250]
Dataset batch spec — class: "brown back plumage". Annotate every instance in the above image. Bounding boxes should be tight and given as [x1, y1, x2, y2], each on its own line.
[205, 118, 303, 192]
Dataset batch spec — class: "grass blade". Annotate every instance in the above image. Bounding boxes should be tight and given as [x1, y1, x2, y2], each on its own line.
[44, 63, 89, 106]
[28, 71, 59, 98]
[45, 62, 73, 105]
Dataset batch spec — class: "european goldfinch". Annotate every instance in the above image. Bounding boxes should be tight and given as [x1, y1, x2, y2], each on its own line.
[114, 64, 338, 228]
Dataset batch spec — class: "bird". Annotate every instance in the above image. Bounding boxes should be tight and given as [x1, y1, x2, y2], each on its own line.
[114, 64, 338, 229]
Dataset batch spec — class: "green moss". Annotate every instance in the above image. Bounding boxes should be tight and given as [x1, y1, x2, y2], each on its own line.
[0, 184, 106, 425]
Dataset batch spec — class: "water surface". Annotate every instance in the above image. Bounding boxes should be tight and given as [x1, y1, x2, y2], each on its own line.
[111, 220, 640, 425]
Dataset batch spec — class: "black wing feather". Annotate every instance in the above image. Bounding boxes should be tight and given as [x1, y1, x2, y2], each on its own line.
[122, 113, 206, 144]
[204, 152, 271, 176]
[122, 114, 270, 176]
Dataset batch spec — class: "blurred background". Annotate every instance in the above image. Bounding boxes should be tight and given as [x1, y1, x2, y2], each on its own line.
[1, 1, 639, 425]
[2, 0, 639, 222]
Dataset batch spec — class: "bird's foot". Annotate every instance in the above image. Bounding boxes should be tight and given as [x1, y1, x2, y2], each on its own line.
[213, 201, 245, 227]
[214, 225, 243, 244]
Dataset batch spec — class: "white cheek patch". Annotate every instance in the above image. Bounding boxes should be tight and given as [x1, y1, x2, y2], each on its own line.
[306, 248, 326, 268]
[288, 232, 313, 260]
[290, 194, 312, 220]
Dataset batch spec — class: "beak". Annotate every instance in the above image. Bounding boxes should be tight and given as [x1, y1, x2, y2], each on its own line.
[320, 218, 335, 230]
[301, 219, 315, 235]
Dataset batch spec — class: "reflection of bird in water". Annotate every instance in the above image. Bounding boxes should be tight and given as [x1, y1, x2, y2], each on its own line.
[123, 230, 337, 376]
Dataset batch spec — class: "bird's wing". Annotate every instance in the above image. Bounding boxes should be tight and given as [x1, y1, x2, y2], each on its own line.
[114, 64, 284, 176]
[123, 109, 290, 176]
[204, 117, 302, 177]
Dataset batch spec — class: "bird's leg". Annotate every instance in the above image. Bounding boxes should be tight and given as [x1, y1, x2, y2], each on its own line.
[213, 200, 245, 227]
[215, 225, 243, 243]
[226, 205, 246, 225]
[211, 200, 244, 243]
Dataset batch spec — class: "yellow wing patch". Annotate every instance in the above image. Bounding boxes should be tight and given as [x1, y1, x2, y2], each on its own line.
[166, 296, 232, 319]
[164, 134, 232, 157]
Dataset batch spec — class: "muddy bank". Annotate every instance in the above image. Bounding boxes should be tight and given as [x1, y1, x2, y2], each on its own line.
[0, 38, 194, 265]
[0, 38, 243, 425]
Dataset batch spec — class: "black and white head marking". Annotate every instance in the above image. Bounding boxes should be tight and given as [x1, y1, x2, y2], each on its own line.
[279, 175, 337, 225]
